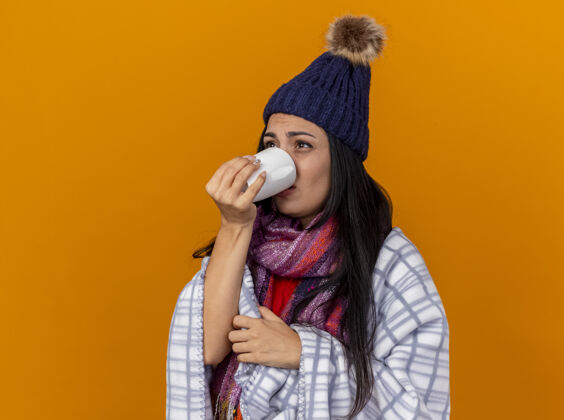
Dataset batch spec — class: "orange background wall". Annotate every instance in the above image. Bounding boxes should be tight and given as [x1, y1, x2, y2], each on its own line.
[1, 1, 563, 418]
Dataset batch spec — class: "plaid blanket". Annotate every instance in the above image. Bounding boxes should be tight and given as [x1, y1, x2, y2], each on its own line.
[166, 227, 450, 419]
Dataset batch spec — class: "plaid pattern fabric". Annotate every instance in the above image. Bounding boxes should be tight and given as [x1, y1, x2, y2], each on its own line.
[166, 227, 450, 419]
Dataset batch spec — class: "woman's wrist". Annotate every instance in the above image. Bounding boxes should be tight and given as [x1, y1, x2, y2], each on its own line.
[219, 219, 254, 235]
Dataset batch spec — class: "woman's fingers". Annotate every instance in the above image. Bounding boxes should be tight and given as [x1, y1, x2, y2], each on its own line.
[204, 155, 265, 227]
[205, 156, 241, 196]
[232, 341, 252, 354]
[239, 170, 267, 203]
[227, 329, 247, 343]
[229, 159, 262, 199]
[217, 157, 256, 194]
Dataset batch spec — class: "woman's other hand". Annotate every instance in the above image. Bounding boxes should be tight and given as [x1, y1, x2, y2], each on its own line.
[205, 156, 267, 228]
[228, 306, 302, 370]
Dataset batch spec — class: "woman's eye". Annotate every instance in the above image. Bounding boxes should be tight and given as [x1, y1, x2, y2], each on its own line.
[263, 141, 311, 149]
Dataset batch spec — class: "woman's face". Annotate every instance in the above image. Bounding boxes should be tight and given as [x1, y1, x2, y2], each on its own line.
[263, 113, 331, 228]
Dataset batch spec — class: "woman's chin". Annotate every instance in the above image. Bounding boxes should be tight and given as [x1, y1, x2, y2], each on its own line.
[273, 197, 300, 214]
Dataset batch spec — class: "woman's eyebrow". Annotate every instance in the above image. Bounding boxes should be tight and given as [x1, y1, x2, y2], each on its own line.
[264, 131, 317, 139]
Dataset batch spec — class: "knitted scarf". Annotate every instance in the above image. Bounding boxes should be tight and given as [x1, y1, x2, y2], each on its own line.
[209, 199, 348, 419]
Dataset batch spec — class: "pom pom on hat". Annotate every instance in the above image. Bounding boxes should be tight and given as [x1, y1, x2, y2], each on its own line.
[325, 14, 387, 66]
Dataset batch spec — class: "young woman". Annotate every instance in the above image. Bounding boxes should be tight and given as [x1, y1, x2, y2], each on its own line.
[167, 14, 450, 420]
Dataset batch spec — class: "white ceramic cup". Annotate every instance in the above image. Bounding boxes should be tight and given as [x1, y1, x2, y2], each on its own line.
[243, 147, 297, 202]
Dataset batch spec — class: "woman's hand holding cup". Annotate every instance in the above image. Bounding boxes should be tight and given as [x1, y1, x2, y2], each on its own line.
[205, 155, 267, 228]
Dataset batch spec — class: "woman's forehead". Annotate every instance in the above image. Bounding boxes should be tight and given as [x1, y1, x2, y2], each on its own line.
[266, 113, 325, 138]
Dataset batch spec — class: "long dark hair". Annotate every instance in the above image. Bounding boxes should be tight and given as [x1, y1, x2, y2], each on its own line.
[193, 125, 393, 419]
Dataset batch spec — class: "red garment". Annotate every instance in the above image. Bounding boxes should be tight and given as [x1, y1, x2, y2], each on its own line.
[233, 404, 243, 419]
[271, 274, 300, 316]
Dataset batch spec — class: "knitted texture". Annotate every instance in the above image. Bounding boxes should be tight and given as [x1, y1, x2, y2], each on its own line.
[209, 200, 347, 420]
[263, 51, 371, 160]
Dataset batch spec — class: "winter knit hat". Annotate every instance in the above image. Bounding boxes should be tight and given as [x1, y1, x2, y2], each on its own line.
[262, 14, 387, 161]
